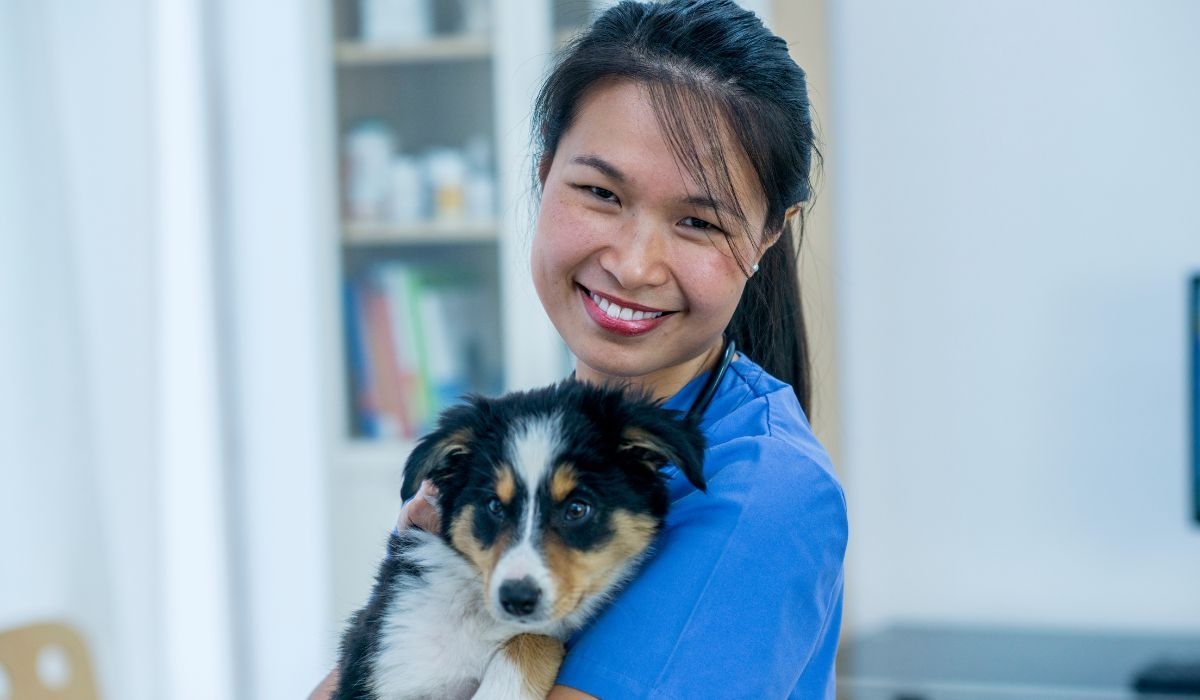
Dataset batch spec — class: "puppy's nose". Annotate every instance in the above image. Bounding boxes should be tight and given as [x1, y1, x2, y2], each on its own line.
[499, 577, 541, 617]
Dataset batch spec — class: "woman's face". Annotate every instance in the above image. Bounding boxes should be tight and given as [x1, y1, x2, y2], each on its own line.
[532, 80, 771, 399]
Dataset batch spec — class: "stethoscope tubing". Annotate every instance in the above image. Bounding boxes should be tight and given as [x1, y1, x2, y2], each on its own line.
[686, 335, 735, 420]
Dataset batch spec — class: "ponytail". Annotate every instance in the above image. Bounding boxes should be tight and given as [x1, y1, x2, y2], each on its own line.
[727, 223, 810, 417]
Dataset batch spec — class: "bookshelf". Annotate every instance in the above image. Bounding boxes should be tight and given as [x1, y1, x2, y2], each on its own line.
[342, 220, 498, 245]
[325, 0, 589, 630]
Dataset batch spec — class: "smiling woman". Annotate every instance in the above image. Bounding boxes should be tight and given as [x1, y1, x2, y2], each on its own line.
[522, 5, 844, 698]
[312, 1, 845, 698]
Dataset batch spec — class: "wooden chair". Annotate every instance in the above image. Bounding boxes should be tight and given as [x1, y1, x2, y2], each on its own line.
[0, 622, 99, 699]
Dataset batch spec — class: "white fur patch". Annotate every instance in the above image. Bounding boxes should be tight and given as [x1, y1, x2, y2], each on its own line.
[506, 414, 563, 513]
[370, 533, 504, 699]
[490, 414, 563, 623]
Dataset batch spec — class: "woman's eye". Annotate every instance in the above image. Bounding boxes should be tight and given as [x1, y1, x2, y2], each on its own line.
[582, 185, 617, 202]
[562, 499, 593, 523]
[680, 216, 718, 231]
[486, 497, 505, 518]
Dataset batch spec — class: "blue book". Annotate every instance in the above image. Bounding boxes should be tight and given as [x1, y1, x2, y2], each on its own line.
[343, 279, 379, 438]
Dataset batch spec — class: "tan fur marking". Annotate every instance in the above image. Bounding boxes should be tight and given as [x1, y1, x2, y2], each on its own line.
[549, 464, 578, 503]
[543, 510, 659, 618]
[438, 428, 473, 457]
[449, 505, 510, 597]
[620, 427, 676, 467]
[406, 428, 473, 487]
[503, 634, 565, 698]
[495, 467, 515, 505]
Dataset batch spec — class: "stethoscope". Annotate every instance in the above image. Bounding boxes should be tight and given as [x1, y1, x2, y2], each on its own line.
[686, 335, 736, 420]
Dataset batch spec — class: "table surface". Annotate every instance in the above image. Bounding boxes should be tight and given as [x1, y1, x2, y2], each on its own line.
[837, 624, 1200, 699]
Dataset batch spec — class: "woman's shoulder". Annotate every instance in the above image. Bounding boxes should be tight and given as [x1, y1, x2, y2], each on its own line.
[655, 354, 847, 557]
[696, 354, 840, 493]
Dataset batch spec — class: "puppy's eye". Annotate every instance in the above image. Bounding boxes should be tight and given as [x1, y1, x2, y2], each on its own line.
[486, 497, 505, 519]
[562, 499, 593, 523]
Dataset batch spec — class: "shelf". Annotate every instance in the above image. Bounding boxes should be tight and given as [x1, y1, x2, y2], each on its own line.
[343, 220, 498, 245]
[335, 36, 491, 66]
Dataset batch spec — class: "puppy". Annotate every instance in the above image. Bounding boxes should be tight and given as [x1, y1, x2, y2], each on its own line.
[334, 380, 707, 700]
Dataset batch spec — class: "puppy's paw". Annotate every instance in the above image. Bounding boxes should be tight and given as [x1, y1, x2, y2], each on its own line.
[473, 634, 565, 700]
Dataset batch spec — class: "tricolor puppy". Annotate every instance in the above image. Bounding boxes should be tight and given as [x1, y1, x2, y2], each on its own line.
[334, 380, 707, 700]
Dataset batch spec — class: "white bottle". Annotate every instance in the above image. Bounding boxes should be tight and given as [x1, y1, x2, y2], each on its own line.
[360, 0, 433, 43]
[344, 120, 395, 222]
[464, 134, 496, 222]
[388, 155, 424, 225]
[424, 148, 467, 223]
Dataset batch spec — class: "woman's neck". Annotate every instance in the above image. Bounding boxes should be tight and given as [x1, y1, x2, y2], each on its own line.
[573, 340, 725, 403]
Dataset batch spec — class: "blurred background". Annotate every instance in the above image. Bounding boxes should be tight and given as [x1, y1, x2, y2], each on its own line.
[1, 0, 1198, 698]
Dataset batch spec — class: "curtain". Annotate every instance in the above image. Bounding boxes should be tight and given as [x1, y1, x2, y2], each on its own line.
[0, 2, 168, 699]
[0, 1, 329, 698]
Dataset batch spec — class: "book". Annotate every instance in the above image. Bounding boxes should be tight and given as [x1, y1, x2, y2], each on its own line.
[345, 261, 499, 440]
[343, 280, 381, 437]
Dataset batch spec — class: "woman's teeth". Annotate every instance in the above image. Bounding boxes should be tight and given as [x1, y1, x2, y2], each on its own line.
[591, 292, 664, 321]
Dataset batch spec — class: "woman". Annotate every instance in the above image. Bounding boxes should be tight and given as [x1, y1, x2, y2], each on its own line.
[314, 0, 846, 696]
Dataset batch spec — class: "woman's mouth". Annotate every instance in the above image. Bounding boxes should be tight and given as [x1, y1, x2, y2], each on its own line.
[578, 286, 674, 336]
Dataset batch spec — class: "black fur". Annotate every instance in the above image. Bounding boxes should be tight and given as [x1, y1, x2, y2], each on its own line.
[335, 533, 428, 700]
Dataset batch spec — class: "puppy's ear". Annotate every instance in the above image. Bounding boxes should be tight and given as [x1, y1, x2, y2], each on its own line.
[400, 426, 473, 502]
[619, 409, 707, 492]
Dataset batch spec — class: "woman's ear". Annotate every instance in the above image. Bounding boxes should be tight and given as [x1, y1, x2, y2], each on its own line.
[756, 202, 804, 259]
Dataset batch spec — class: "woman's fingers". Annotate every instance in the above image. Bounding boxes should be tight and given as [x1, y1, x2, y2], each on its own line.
[307, 668, 339, 700]
[396, 480, 442, 534]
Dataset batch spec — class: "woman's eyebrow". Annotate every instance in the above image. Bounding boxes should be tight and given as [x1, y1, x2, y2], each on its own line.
[571, 154, 626, 183]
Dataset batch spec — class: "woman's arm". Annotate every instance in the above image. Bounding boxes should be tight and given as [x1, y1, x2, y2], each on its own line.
[548, 685, 598, 699]
[554, 440, 848, 698]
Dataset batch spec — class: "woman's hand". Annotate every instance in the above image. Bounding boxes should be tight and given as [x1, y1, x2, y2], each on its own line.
[398, 479, 441, 533]
[306, 480, 443, 699]
[306, 667, 338, 700]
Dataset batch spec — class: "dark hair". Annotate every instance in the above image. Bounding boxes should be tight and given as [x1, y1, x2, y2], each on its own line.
[532, 0, 820, 416]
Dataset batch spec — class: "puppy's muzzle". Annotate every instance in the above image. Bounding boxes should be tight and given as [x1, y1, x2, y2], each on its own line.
[498, 576, 542, 618]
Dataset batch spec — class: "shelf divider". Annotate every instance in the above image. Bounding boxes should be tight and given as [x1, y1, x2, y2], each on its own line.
[335, 36, 491, 66]
[342, 220, 499, 245]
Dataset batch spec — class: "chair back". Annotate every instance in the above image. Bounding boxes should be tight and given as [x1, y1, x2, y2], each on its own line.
[0, 622, 99, 700]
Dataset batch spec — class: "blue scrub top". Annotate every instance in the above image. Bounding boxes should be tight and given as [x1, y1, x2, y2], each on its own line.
[556, 354, 848, 699]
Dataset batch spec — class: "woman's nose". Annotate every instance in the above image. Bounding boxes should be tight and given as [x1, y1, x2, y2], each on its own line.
[598, 217, 670, 289]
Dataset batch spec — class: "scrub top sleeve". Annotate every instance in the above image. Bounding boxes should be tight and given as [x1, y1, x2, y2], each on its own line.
[556, 437, 848, 700]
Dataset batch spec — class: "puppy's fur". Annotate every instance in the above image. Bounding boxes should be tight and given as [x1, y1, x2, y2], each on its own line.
[334, 381, 707, 700]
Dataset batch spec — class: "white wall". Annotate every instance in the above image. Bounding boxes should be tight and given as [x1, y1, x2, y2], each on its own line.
[831, 0, 1200, 634]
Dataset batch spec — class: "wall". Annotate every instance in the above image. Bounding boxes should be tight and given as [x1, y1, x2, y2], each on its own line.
[772, 0, 843, 475]
[830, 0, 1200, 633]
